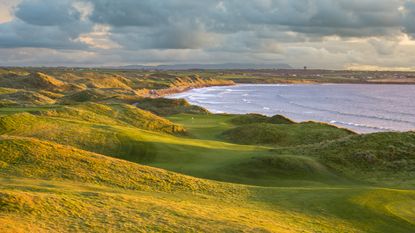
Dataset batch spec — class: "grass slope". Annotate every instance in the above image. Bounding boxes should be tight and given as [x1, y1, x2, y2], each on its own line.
[222, 122, 354, 147]
[231, 113, 295, 125]
[39, 103, 185, 134]
[133, 98, 209, 116]
[311, 132, 415, 187]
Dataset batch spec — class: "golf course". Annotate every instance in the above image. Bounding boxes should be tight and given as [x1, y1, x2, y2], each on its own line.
[0, 68, 414, 232]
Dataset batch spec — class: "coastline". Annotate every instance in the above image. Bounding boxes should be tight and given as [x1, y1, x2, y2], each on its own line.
[164, 83, 415, 134]
[162, 81, 415, 99]
[141, 80, 235, 98]
[154, 79, 415, 99]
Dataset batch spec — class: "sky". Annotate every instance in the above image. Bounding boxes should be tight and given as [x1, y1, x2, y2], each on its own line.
[1, 0, 415, 70]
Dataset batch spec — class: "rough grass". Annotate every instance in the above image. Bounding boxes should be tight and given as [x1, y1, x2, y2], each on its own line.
[308, 132, 415, 187]
[0, 90, 56, 106]
[0, 136, 243, 195]
[0, 112, 159, 163]
[222, 122, 354, 146]
[231, 113, 295, 125]
[39, 102, 185, 134]
[0, 72, 65, 92]
[0, 88, 18, 95]
[133, 98, 209, 116]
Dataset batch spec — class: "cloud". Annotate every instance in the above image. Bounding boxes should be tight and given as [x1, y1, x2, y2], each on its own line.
[403, 0, 415, 36]
[1, 0, 415, 69]
[0, 0, 21, 23]
[0, 19, 89, 49]
[368, 38, 399, 55]
[15, 0, 81, 26]
[0, 0, 93, 49]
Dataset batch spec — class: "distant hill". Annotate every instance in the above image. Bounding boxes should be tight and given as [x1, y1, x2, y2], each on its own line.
[110, 63, 293, 70]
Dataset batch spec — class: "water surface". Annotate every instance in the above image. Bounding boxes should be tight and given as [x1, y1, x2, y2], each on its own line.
[168, 84, 415, 133]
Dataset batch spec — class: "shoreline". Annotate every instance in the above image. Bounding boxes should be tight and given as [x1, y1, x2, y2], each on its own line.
[142, 78, 415, 99]
[163, 81, 415, 99]
[164, 83, 415, 134]
[143, 82, 235, 98]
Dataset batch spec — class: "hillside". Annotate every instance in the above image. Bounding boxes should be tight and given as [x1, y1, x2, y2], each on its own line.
[133, 98, 210, 116]
[0, 136, 239, 194]
[310, 132, 415, 187]
[222, 122, 354, 147]
[39, 103, 186, 134]
[231, 113, 295, 125]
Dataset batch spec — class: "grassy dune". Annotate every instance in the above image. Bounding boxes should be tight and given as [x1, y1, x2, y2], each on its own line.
[222, 122, 354, 146]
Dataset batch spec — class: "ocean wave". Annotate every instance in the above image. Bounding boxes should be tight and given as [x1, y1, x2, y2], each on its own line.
[329, 120, 395, 131]
[284, 99, 415, 125]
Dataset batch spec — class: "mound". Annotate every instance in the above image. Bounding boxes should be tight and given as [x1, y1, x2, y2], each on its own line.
[29, 72, 65, 90]
[0, 113, 38, 133]
[222, 122, 354, 146]
[0, 87, 18, 95]
[0, 136, 240, 195]
[0, 103, 187, 163]
[62, 89, 113, 102]
[134, 98, 209, 116]
[230, 114, 294, 125]
[0, 112, 157, 162]
[268, 114, 295, 124]
[0, 69, 29, 76]
[61, 88, 142, 104]
[312, 132, 415, 186]
[37, 90, 65, 99]
[0, 72, 66, 92]
[226, 155, 338, 186]
[0, 90, 56, 105]
[40, 103, 185, 134]
[80, 72, 133, 89]
[230, 114, 269, 125]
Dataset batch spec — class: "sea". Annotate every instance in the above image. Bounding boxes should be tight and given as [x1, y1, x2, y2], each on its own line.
[167, 84, 415, 133]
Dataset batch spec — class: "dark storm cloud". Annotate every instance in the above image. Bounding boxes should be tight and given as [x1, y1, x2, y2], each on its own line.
[0, 0, 91, 49]
[0, 19, 88, 49]
[15, 0, 81, 26]
[403, 1, 415, 36]
[89, 0, 169, 27]
[86, 0, 405, 37]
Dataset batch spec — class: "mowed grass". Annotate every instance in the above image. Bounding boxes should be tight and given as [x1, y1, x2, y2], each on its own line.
[1, 105, 415, 232]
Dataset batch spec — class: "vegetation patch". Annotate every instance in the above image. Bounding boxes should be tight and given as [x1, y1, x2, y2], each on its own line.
[0, 136, 244, 195]
[230, 113, 294, 125]
[222, 122, 354, 146]
[39, 103, 185, 134]
[134, 98, 209, 116]
[0, 191, 36, 213]
[309, 132, 415, 186]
